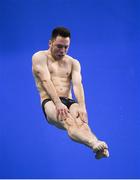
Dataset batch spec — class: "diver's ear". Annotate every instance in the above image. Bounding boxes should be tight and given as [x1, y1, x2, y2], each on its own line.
[49, 40, 52, 47]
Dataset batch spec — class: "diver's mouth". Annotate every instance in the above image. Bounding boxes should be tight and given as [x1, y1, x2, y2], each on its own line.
[58, 54, 65, 58]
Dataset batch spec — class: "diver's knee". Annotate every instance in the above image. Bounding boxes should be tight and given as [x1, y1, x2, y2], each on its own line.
[47, 117, 66, 130]
[67, 126, 77, 138]
[46, 116, 55, 125]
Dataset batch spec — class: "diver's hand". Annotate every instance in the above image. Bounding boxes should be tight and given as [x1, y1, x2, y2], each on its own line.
[55, 102, 69, 121]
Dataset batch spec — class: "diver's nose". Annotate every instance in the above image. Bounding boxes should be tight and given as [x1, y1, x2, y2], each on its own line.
[60, 47, 66, 54]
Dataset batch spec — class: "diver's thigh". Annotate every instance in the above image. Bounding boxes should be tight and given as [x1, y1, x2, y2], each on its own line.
[44, 101, 57, 121]
[44, 101, 66, 130]
[69, 103, 86, 127]
[69, 103, 80, 118]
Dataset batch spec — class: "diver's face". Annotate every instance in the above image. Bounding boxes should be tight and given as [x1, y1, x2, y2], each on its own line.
[50, 36, 70, 60]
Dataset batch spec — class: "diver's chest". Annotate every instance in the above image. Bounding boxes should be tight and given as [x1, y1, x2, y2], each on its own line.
[48, 61, 72, 77]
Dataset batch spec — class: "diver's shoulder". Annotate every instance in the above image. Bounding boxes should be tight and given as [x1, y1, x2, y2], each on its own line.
[32, 51, 48, 66]
[32, 50, 48, 63]
[32, 50, 48, 58]
[66, 54, 80, 63]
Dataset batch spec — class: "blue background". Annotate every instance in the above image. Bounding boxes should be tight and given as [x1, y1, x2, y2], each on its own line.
[0, 0, 140, 178]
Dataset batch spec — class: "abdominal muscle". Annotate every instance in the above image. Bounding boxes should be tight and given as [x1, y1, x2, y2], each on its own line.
[36, 75, 72, 103]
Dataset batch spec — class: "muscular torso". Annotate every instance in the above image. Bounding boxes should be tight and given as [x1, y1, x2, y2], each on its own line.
[33, 50, 73, 102]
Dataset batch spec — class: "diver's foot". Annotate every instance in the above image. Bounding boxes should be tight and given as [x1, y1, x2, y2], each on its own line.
[92, 140, 109, 159]
[95, 148, 109, 159]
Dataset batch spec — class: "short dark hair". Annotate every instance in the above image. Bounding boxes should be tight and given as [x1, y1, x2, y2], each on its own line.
[51, 27, 71, 39]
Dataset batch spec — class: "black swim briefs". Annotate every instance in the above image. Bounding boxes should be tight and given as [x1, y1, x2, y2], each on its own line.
[42, 97, 77, 117]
